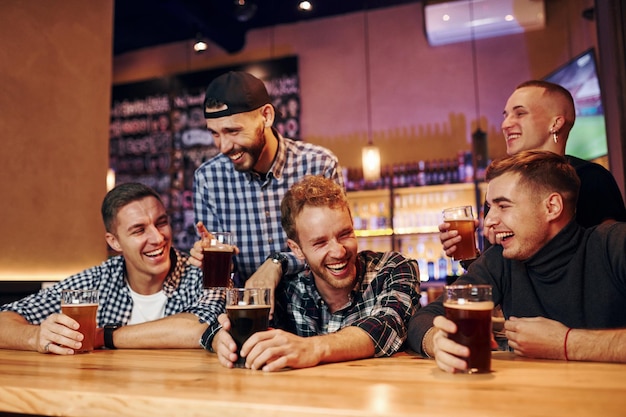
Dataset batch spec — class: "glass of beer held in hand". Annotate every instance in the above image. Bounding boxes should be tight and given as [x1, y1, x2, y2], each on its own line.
[443, 205, 478, 261]
[444, 284, 493, 374]
[61, 289, 99, 353]
[226, 288, 271, 368]
[202, 232, 234, 288]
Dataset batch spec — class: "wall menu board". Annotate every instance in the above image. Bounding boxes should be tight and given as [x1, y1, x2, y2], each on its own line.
[110, 56, 299, 250]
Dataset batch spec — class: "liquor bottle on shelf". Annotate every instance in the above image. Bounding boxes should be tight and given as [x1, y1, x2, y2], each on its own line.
[450, 158, 460, 184]
[451, 258, 461, 277]
[417, 160, 426, 186]
[356, 203, 366, 230]
[426, 248, 436, 281]
[366, 202, 375, 230]
[424, 160, 434, 185]
[377, 201, 389, 229]
[416, 241, 428, 282]
[457, 151, 466, 183]
[352, 203, 363, 230]
[436, 159, 447, 185]
[464, 151, 474, 183]
[438, 251, 448, 281]
[381, 165, 392, 189]
[407, 162, 418, 187]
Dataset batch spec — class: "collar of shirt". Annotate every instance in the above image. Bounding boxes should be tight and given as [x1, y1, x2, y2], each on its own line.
[244, 128, 286, 186]
[122, 248, 186, 298]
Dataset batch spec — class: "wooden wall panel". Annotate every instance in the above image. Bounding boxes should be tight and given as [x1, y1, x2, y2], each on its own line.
[0, 0, 113, 281]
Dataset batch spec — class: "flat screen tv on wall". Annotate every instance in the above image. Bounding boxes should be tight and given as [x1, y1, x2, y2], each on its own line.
[543, 48, 608, 161]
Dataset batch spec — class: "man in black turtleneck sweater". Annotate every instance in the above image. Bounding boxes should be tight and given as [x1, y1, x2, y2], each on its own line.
[408, 150, 626, 372]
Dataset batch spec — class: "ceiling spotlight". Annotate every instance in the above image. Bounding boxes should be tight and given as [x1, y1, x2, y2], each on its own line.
[298, 1, 313, 12]
[233, 0, 258, 22]
[193, 33, 208, 52]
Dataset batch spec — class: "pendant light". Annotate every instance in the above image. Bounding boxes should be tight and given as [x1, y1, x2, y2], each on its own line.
[469, 1, 488, 180]
[193, 32, 208, 53]
[361, 6, 381, 182]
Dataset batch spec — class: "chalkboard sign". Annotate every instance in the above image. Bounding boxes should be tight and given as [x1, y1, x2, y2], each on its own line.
[110, 56, 299, 250]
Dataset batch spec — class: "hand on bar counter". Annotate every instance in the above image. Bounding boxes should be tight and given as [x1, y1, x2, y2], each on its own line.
[408, 150, 626, 371]
[0, 183, 224, 354]
[199, 176, 421, 371]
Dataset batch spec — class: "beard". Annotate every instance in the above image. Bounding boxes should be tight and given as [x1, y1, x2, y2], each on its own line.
[309, 261, 357, 291]
[231, 122, 266, 173]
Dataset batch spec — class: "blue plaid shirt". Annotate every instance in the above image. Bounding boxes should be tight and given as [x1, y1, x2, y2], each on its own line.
[0, 248, 224, 326]
[273, 251, 421, 357]
[193, 131, 343, 285]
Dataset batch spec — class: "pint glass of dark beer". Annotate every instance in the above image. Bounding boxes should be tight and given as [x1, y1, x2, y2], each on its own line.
[442, 206, 478, 261]
[226, 288, 271, 368]
[61, 289, 99, 353]
[202, 232, 234, 288]
[444, 284, 493, 373]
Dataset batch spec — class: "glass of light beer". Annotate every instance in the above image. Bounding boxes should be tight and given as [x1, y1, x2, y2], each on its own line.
[443, 284, 493, 373]
[61, 289, 99, 353]
[442, 205, 478, 261]
[226, 288, 271, 368]
[202, 232, 234, 288]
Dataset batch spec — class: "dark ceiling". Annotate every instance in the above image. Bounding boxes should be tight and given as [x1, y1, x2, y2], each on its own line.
[113, 0, 422, 56]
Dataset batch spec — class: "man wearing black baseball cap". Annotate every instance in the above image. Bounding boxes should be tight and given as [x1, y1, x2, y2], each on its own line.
[191, 71, 343, 288]
[203, 71, 271, 120]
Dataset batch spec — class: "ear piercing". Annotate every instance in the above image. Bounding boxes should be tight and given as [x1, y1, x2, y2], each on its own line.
[550, 130, 558, 144]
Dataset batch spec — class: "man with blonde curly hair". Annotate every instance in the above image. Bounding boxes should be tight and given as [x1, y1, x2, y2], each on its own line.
[203, 176, 421, 371]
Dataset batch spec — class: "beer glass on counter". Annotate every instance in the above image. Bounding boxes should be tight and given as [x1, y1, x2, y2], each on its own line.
[442, 205, 478, 261]
[61, 289, 99, 353]
[226, 288, 271, 368]
[202, 232, 234, 288]
[444, 284, 493, 373]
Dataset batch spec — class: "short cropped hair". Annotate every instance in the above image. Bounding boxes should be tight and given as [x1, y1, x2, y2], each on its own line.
[515, 80, 576, 134]
[281, 175, 349, 243]
[485, 150, 580, 216]
[101, 182, 164, 233]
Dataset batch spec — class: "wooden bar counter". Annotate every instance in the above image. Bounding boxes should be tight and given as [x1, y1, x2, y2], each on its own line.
[1, 348, 625, 417]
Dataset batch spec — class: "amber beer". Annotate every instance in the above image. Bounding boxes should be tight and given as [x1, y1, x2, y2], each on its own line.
[447, 220, 477, 261]
[444, 284, 493, 374]
[227, 304, 271, 368]
[61, 304, 98, 353]
[60, 289, 99, 354]
[443, 206, 477, 261]
[202, 247, 233, 288]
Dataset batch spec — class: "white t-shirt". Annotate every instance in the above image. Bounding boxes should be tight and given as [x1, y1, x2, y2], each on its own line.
[127, 286, 167, 325]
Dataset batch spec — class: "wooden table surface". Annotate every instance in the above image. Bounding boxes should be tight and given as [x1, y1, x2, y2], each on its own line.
[1, 348, 625, 417]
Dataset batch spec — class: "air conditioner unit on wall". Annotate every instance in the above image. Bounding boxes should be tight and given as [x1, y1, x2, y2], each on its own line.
[424, 0, 546, 46]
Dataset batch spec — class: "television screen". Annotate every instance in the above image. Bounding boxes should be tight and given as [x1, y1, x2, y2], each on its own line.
[544, 48, 607, 161]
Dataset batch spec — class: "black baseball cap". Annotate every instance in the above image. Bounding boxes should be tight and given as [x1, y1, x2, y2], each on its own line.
[203, 71, 271, 119]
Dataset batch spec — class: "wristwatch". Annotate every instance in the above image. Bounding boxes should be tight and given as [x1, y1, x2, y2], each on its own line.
[104, 323, 121, 349]
[267, 252, 288, 272]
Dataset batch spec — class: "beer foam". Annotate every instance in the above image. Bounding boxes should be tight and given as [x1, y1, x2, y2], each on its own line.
[443, 301, 494, 311]
[62, 303, 98, 308]
[226, 304, 271, 310]
[203, 246, 233, 253]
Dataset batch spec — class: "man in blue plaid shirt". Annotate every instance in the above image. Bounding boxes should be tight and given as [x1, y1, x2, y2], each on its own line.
[202, 176, 421, 371]
[191, 71, 343, 288]
[0, 183, 222, 355]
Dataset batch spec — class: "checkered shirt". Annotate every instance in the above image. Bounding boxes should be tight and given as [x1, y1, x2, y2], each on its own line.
[193, 130, 343, 285]
[0, 248, 224, 326]
[273, 251, 421, 357]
